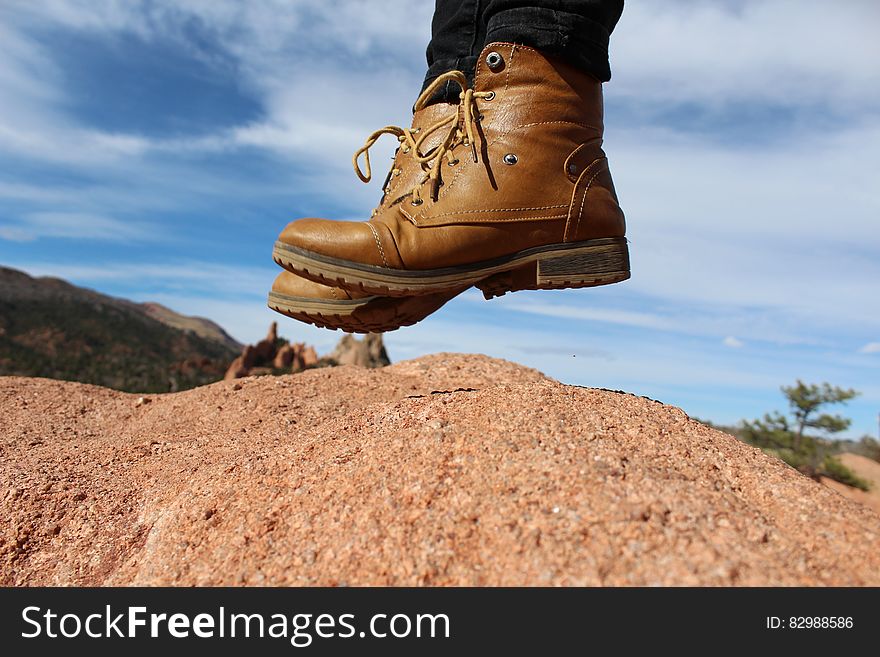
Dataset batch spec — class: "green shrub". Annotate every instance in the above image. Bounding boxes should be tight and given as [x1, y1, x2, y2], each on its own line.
[820, 456, 871, 491]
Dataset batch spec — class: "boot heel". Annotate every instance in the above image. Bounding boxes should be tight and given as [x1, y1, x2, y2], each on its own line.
[535, 238, 630, 289]
[476, 238, 630, 299]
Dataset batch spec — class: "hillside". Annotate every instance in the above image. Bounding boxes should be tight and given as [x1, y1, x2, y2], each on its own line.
[2, 354, 878, 586]
[139, 302, 241, 351]
[0, 266, 240, 393]
[821, 453, 880, 514]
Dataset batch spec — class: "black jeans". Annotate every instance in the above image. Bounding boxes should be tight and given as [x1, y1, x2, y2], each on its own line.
[424, 0, 623, 97]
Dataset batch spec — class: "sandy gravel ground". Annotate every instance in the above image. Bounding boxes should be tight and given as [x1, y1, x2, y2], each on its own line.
[2, 354, 878, 586]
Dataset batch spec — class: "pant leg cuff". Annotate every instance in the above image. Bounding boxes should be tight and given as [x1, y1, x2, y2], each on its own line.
[484, 7, 612, 81]
[420, 55, 480, 104]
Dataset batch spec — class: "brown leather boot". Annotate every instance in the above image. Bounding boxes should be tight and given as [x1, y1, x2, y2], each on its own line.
[268, 270, 462, 333]
[273, 42, 629, 298]
[267, 74, 579, 333]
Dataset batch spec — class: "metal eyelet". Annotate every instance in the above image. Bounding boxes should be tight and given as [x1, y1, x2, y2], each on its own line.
[411, 198, 423, 206]
[484, 91, 496, 101]
[567, 163, 579, 175]
[486, 52, 504, 70]
[503, 153, 518, 165]
[448, 159, 460, 166]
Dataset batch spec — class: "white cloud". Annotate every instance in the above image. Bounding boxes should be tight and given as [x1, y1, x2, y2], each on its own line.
[494, 290, 828, 346]
[0, 0, 428, 169]
[723, 336, 744, 349]
[7, 260, 277, 299]
[0, 22, 62, 103]
[3, 0, 879, 170]
[0, 212, 157, 242]
[499, 299, 677, 332]
[606, 119, 880, 337]
[614, 1, 880, 110]
[226, 64, 417, 167]
[13, 0, 878, 113]
[860, 342, 880, 354]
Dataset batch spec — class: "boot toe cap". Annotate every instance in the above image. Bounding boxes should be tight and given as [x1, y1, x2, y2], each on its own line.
[271, 271, 372, 301]
[277, 218, 396, 268]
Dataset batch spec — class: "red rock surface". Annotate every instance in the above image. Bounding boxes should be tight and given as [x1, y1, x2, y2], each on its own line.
[2, 354, 878, 586]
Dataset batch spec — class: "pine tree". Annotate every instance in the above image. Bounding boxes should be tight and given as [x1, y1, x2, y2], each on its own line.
[781, 381, 858, 449]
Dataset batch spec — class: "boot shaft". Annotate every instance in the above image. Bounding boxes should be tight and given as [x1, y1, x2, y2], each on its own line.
[474, 43, 604, 142]
[391, 42, 624, 247]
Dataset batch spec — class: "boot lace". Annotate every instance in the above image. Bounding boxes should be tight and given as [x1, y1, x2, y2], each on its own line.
[353, 71, 492, 212]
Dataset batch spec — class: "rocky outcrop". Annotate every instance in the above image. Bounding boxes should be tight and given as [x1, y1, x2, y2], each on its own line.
[273, 343, 318, 371]
[223, 322, 319, 381]
[273, 343, 296, 369]
[322, 333, 390, 368]
[2, 354, 879, 586]
[224, 324, 383, 380]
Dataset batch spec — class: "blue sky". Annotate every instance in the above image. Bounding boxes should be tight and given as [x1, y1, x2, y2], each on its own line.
[1, 1, 879, 436]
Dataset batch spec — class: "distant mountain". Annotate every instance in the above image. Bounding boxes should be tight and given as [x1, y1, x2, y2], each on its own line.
[139, 302, 241, 351]
[0, 266, 241, 393]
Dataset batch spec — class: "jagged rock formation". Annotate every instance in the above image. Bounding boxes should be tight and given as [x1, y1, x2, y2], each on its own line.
[2, 354, 879, 586]
[224, 323, 388, 380]
[321, 333, 390, 368]
[223, 322, 319, 380]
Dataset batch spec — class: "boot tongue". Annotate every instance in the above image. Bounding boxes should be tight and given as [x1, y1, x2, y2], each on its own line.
[372, 101, 457, 212]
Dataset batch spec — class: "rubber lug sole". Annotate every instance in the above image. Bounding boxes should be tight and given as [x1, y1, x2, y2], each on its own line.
[267, 289, 461, 333]
[273, 237, 630, 298]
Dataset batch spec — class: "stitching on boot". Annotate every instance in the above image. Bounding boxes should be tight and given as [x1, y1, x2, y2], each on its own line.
[454, 214, 567, 223]
[519, 120, 600, 132]
[380, 220, 407, 268]
[366, 222, 389, 267]
[573, 169, 603, 239]
[564, 158, 603, 241]
[563, 139, 603, 181]
[505, 44, 515, 94]
[426, 204, 567, 219]
[433, 117, 597, 205]
[565, 160, 606, 241]
[416, 214, 567, 226]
